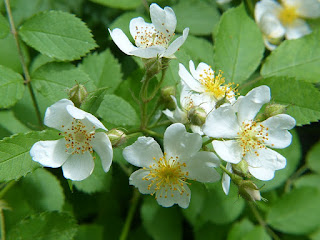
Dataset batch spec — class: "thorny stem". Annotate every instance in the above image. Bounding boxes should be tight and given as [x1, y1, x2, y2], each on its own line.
[4, 0, 43, 128]
[284, 164, 308, 193]
[249, 202, 281, 240]
[119, 189, 140, 240]
[0, 209, 5, 240]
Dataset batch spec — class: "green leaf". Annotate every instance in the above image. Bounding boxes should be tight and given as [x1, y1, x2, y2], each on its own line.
[307, 141, 320, 174]
[261, 30, 320, 83]
[19, 11, 97, 61]
[213, 4, 264, 84]
[242, 226, 271, 240]
[7, 212, 78, 240]
[255, 130, 301, 192]
[294, 174, 320, 191]
[267, 187, 320, 234]
[80, 49, 122, 92]
[89, 0, 140, 10]
[173, 0, 220, 35]
[81, 88, 108, 114]
[32, 62, 94, 102]
[73, 155, 112, 194]
[195, 222, 229, 240]
[0, 13, 9, 39]
[202, 182, 245, 224]
[20, 168, 65, 211]
[74, 224, 103, 240]
[0, 130, 60, 181]
[227, 218, 255, 240]
[141, 196, 182, 240]
[255, 77, 320, 126]
[97, 94, 139, 127]
[0, 110, 31, 134]
[0, 64, 25, 108]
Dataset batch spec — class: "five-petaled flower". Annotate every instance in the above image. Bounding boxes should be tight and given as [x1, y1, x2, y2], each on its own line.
[123, 123, 220, 208]
[203, 85, 296, 182]
[30, 99, 113, 181]
[109, 3, 189, 58]
[255, 0, 320, 50]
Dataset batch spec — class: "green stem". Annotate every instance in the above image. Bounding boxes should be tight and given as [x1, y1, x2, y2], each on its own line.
[202, 138, 213, 148]
[0, 209, 5, 240]
[249, 202, 281, 240]
[4, 0, 43, 128]
[220, 164, 233, 178]
[149, 120, 171, 129]
[119, 189, 140, 240]
[142, 129, 163, 139]
[0, 181, 16, 199]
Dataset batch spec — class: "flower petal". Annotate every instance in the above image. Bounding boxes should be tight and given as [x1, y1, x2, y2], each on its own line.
[185, 151, 220, 183]
[91, 132, 113, 172]
[129, 17, 154, 43]
[109, 28, 138, 55]
[164, 123, 202, 159]
[150, 3, 177, 36]
[129, 45, 166, 58]
[156, 184, 191, 208]
[30, 139, 69, 168]
[203, 105, 239, 138]
[129, 169, 154, 194]
[62, 152, 94, 181]
[282, 0, 320, 18]
[285, 19, 311, 39]
[238, 85, 271, 123]
[222, 163, 232, 195]
[66, 105, 107, 131]
[245, 148, 286, 171]
[255, 0, 281, 24]
[248, 166, 275, 181]
[163, 28, 189, 58]
[44, 99, 74, 131]
[212, 140, 242, 164]
[259, 12, 285, 39]
[261, 114, 295, 148]
[179, 62, 203, 93]
[123, 136, 163, 168]
[263, 36, 279, 51]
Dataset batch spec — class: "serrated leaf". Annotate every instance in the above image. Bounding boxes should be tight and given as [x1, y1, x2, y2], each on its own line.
[80, 49, 122, 92]
[73, 155, 112, 194]
[173, 0, 220, 35]
[32, 62, 94, 102]
[141, 196, 182, 240]
[7, 212, 78, 240]
[254, 77, 320, 126]
[255, 130, 301, 192]
[19, 11, 97, 61]
[0, 130, 61, 181]
[267, 187, 320, 234]
[89, 0, 140, 9]
[0, 64, 25, 108]
[214, 4, 264, 84]
[97, 94, 139, 126]
[20, 168, 65, 211]
[0, 110, 31, 133]
[0, 13, 9, 39]
[261, 30, 320, 82]
[306, 141, 320, 174]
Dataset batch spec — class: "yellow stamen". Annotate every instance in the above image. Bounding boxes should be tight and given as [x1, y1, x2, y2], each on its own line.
[279, 5, 298, 25]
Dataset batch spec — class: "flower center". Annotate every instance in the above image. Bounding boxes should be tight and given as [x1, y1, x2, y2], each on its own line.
[237, 120, 269, 157]
[142, 153, 189, 198]
[279, 5, 298, 25]
[134, 25, 174, 49]
[199, 68, 236, 101]
[60, 118, 95, 155]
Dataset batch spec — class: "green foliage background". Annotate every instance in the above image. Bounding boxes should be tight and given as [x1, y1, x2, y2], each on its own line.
[0, 0, 319, 239]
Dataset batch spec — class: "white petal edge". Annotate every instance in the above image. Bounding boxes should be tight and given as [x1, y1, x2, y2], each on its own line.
[62, 152, 94, 181]
[163, 28, 189, 58]
[245, 148, 286, 171]
[222, 163, 232, 195]
[129, 45, 165, 58]
[150, 3, 176, 36]
[282, 0, 320, 18]
[156, 184, 191, 208]
[248, 166, 276, 181]
[109, 28, 138, 55]
[123, 136, 163, 168]
[212, 140, 243, 164]
[91, 132, 113, 172]
[179, 62, 204, 93]
[255, 0, 282, 24]
[285, 19, 311, 40]
[30, 139, 69, 168]
[129, 169, 155, 194]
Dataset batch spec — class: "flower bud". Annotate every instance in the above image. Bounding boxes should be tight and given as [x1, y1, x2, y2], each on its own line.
[238, 180, 262, 202]
[106, 129, 126, 147]
[215, 95, 231, 109]
[142, 57, 162, 79]
[232, 160, 250, 178]
[187, 106, 207, 126]
[160, 86, 176, 110]
[256, 103, 288, 121]
[68, 83, 88, 108]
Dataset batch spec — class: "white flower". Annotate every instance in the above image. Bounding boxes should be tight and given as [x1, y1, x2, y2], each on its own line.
[108, 3, 189, 59]
[203, 86, 296, 181]
[255, 0, 320, 50]
[30, 99, 113, 181]
[179, 60, 237, 111]
[123, 123, 220, 208]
